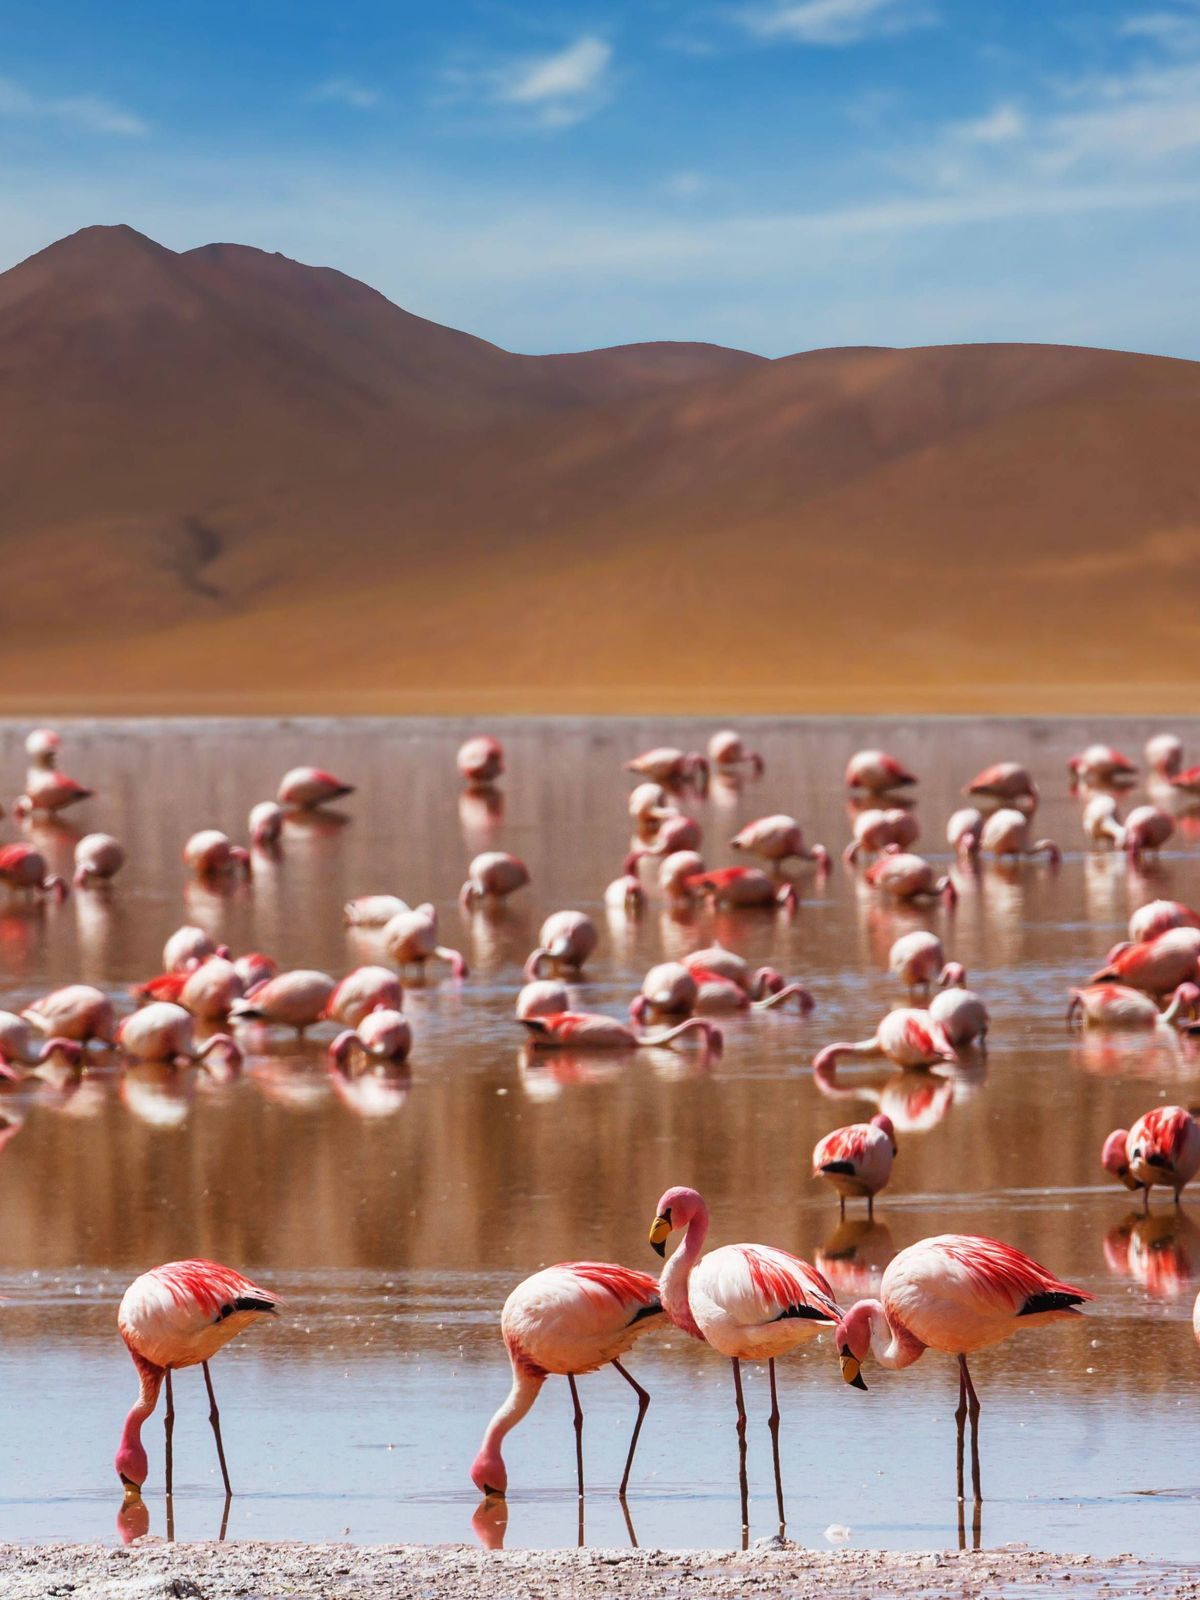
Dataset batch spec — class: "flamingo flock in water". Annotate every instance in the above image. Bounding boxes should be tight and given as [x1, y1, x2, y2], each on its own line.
[5, 720, 1200, 1546]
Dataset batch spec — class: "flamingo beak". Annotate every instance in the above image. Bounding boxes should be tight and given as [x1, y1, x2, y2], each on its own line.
[839, 1346, 868, 1391]
[119, 1475, 144, 1498]
[648, 1214, 671, 1256]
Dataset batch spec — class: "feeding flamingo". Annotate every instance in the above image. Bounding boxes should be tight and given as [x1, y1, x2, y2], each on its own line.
[730, 816, 829, 872]
[1102, 1106, 1200, 1209]
[25, 728, 60, 768]
[329, 1008, 412, 1066]
[813, 1008, 958, 1073]
[845, 751, 916, 793]
[864, 851, 956, 906]
[117, 1003, 242, 1068]
[708, 730, 764, 775]
[382, 905, 467, 978]
[1082, 794, 1124, 847]
[1069, 744, 1137, 787]
[458, 736, 504, 787]
[625, 748, 708, 789]
[1121, 805, 1174, 857]
[628, 782, 676, 826]
[325, 967, 403, 1028]
[249, 801, 284, 847]
[0, 843, 69, 900]
[0, 1023, 82, 1077]
[73, 833, 126, 887]
[230, 970, 336, 1035]
[834, 1234, 1090, 1503]
[184, 831, 251, 879]
[888, 931, 951, 998]
[524, 912, 598, 978]
[649, 1184, 841, 1529]
[344, 894, 410, 927]
[470, 1262, 663, 1502]
[13, 768, 93, 817]
[631, 962, 810, 1022]
[979, 809, 1060, 865]
[963, 763, 1037, 808]
[460, 852, 530, 908]
[515, 979, 571, 1020]
[115, 1259, 278, 1501]
[1090, 927, 1200, 995]
[625, 816, 703, 875]
[681, 943, 786, 1000]
[945, 808, 983, 859]
[163, 925, 218, 973]
[658, 850, 706, 901]
[812, 1114, 896, 1218]
[844, 808, 920, 865]
[175, 957, 245, 1022]
[277, 766, 354, 809]
[24, 984, 116, 1046]
[521, 1012, 722, 1054]
[1129, 900, 1200, 943]
[1145, 733, 1184, 779]
[604, 874, 646, 912]
[683, 867, 797, 910]
[929, 972, 989, 1047]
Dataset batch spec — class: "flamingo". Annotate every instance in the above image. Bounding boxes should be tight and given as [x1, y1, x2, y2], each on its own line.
[1121, 805, 1174, 857]
[184, 830, 251, 879]
[708, 729, 764, 775]
[630, 962, 698, 1019]
[963, 763, 1037, 807]
[1083, 794, 1124, 847]
[25, 727, 60, 768]
[1129, 900, 1200, 943]
[888, 931, 950, 998]
[625, 815, 703, 875]
[470, 1262, 663, 1501]
[235, 952, 278, 990]
[277, 766, 354, 809]
[625, 748, 708, 789]
[176, 957, 245, 1022]
[382, 905, 467, 978]
[1090, 927, 1200, 995]
[163, 925, 218, 973]
[845, 750, 916, 793]
[864, 851, 956, 906]
[0, 843, 69, 900]
[812, 1115, 896, 1218]
[524, 912, 598, 979]
[458, 735, 504, 787]
[24, 984, 116, 1046]
[117, 1003, 242, 1068]
[329, 1008, 412, 1066]
[648, 1185, 841, 1528]
[844, 808, 919, 866]
[979, 809, 1060, 864]
[813, 1008, 957, 1073]
[631, 962, 810, 1022]
[604, 874, 646, 912]
[658, 850, 706, 900]
[73, 833, 125, 886]
[13, 768, 92, 816]
[249, 801, 284, 847]
[730, 816, 829, 872]
[460, 852, 530, 908]
[681, 943, 786, 1000]
[1102, 1106, 1200, 1209]
[1070, 983, 1197, 1035]
[0, 1022, 82, 1076]
[516, 979, 571, 1020]
[682, 867, 797, 909]
[521, 1012, 722, 1054]
[1069, 743, 1137, 787]
[628, 782, 676, 825]
[325, 967, 403, 1028]
[1169, 765, 1200, 798]
[1146, 733, 1184, 779]
[945, 808, 983, 859]
[343, 893, 410, 927]
[115, 1259, 277, 1502]
[929, 971, 989, 1047]
[230, 970, 336, 1035]
[834, 1234, 1090, 1503]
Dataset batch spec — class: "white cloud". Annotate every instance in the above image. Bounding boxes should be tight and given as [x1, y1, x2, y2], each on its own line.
[310, 77, 381, 110]
[955, 103, 1025, 145]
[735, 0, 935, 46]
[0, 77, 147, 136]
[500, 36, 611, 106]
[663, 171, 709, 198]
[1119, 7, 1200, 52]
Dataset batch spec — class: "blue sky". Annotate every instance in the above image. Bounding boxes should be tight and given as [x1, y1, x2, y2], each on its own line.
[2, 0, 1200, 356]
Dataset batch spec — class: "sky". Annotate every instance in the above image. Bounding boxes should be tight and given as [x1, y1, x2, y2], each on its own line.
[2, 0, 1200, 356]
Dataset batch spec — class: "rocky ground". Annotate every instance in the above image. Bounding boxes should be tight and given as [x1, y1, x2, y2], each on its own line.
[1, 1541, 1197, 1600]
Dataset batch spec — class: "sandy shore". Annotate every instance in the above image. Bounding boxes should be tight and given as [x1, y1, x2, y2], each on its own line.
[1, 1541, 1195, 1599]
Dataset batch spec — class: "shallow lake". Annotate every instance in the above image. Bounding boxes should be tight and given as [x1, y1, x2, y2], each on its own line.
[2, 716, 1199, 1556]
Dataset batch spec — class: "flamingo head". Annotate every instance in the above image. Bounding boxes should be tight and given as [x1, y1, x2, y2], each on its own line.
[1172, 981, 1200, 1018]
[834, 1303, 874, 1390]
[648, 1184, 705, 1255]
[753, 966, 787, 999]
[939, 962, 967, 990]
[629, 995, 648, 1023]
[1101, 1129, 1136, 1188]
[470, 1442, 508, 1498]
[115, 1437, 149, 1491]
[329, 1031, 358, 1070]
[46, 1038, 84, 1072]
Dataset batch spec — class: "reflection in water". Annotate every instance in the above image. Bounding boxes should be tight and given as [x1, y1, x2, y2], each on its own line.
[815, 1219, 897, 1296]
[813, 1061, 958, 1133]
[1103, 1211, 1200, 1298]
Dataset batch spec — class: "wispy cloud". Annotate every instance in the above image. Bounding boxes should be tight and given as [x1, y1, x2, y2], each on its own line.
[735, 0, 935, 47]
[0, 76, 147, 136]
[495, 36, 612, 126]
[955, 103, 1025, 145]
[310, 77, 381, 110]
[1119, 5, 1200, 52]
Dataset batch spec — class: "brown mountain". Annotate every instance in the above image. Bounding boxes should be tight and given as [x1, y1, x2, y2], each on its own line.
[2, 223, 1198, 713]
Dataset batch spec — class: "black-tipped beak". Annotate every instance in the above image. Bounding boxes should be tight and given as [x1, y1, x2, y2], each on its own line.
[650, 1237, 666, 1258]
[839, 1345, 868, 1391]
[648, 1213, 671, 1256]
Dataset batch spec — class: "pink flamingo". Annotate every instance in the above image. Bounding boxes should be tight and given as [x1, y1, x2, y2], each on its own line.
[864, 851, 956, 906]
[460, 851, 530, 908]
[628, 782, 676, 825]
[683, 867, 797, 909]
[344, 893, 410, 927]
[813, 1114, 896, 1218]
[14, 768, 93, 817]
[329, 1007, 412, 1066]
[834, 1234, 1090, 1503]
[929, 972, 989, 1047]
[681, 943, 786, 1000]
[24, 984, 116, 1045]
[730, 815, 829, 872]
[249, 801, 284, 847]
[117, 1003, 242, 1068]
[1122, 805, 1174, 858]
[1069, 981, 1199, 1031]
[0, 843, 68, 900]
[524, 912, 598, 978]
[515, 979, 570, 1020]
[230, 970, 336, 1035]
[25, 727, 61, 768]
[945, 808, 983, 858]
[1068, 743, 1137, 787]
[235, 952, 277, 990]
[979, 809, 1060, 864]
[708, 729, 764, 775]
[1170, 765, 1200, 797]
[625, 815, 703, 875]
[631, 962, 810, 1021]
[1129, 900, 1200, 943]
[326, 967, 403, 1028]
[845, 750, 916, 793]
[458, 735, 504, 787]
[277, 766, 354, 809]
[73, 833, 125, 886]
[625, 747, 708, 789]
[176, 957, 245, 1022]
[963, 763, 1037, 807]
[649, 1185, 841, 1528]
[470, 1263, 663, 1501]
[657, 850, 705, 902]
[843, 807, 919, 866]
[1102, 1106, 1200, 1209]
[604, 874, 646, 912]
[1091, 927, 1200, 994]
[1082, 794, 1124, 847]
[115, 1259, 277, 1501]
[163, 925, 218, 972]
[813, 1008, 958, 1073]
[184, 830, 251, 879]
[888, 931, 951, 998]
[382, 905, 467, 978]
[1146, 733, 1184, 779]
[0, 1027, 82, 1078]
[521, 1012, 722, 1054]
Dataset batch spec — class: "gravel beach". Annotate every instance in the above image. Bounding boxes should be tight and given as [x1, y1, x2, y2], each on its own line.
[2, 1542, 1197, 1600]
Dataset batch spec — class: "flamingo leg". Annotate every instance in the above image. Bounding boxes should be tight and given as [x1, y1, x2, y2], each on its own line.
[164, 1368, 175, 1504]
[867, 1192, 875, 1221]
[962, 1357, 982, 1503]
[767, 1358, 786, 1531]
[954, 1358, 967, 1503]
[731, 1358, 750, 1538]
[567, 1373, 585, 1500]
[611, 1358, 650, 1499]
[839, 1195, 846, 1220]
[203, 1360, 233, 1497]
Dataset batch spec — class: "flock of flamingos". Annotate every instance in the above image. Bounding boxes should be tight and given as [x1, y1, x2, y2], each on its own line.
[5, 723, 1200, 1545]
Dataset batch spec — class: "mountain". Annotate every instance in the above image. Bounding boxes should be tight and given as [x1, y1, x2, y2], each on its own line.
[1, 223, 1198, 713]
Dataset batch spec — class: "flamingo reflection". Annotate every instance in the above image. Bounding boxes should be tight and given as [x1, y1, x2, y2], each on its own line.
[1104, 1210, 1200, 1298]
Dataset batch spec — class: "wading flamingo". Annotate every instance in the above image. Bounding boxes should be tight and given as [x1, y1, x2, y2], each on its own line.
[329, 1008, 412, 1066]
[184, 831, 251, 879]
[0, 1025, 82, 1076]
[163, 926, 218, 973]
[681, 943, 786, 1000]
[604, 874, 646, 912]
[277, 766, 354, 809]
[14, 768, 93, 817]
[470, 1262, 663, 1502]
[845, 751, 916, 793]
[813, 1008, 957, 1073]
[929, 972, 989, 1047]
[1068, 982, 1200, 1031]
[235, 952, 278, 990]
[1069, 744, 1137, 787]
[1090, 927, 1200, 995]
[683, 867, 798, 910]
[382, 905, 467, 979]
[516, 979, 571, 1020]
[844, 808, 920, 865]
[1121, 805, 1174, 858]
[730, 816, 829, 872]
[835, 1235, 1089, 1504]
[963, 763, 1037, 807]
[945, 808, 983, 859]
[325, 967, 403, 1028]
[625, 748, 708, 789]
[1170, 766, 1200, 798]
[344, 894, 410, 927]
[176, 957, 245, 1022]
[460, 852, 530, 908]
[74, 833, 126, 886]
[649, 1185, 841, 1530]
[631, 962, 810, 1021]
[1129, 900, 1200, 943]
[864, 852, 956, 906]
[25, 728, 60, 768]
[812, 1114, 896, 1218]
[249, 801, 284, 847]
[979, 810, 1060, 865]
[521, 1012, 722, 1055]
[625, 815, 703, 875]
[230, 970, 336, 1035]
[524, 912, 598, 978]
[458, 736, 504, 787]
[117, 1003, 242, 1068]
[1102, 1107, 1200, 1209]
[115, 1259, 277, 1502]
[628, 783, 676, 826]
[1146, 733, 1184, 779]
[0, 844, 69, 900]
[24, 984, 116, 1046]
[888, 931, 951, 998]
[1082, 794, 1124, 848]
[708, 730, 764, 775]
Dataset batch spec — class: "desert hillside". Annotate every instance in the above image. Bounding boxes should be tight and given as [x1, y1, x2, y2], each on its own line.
[2, 224, 1198, 713]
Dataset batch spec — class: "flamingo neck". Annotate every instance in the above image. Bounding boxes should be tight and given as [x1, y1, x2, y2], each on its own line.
[660, 1200, 709, 1341]
[115, 1352, 164, 1486]
[865, 1300, 925, 1370]
[472, 1361, 544, 1494]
